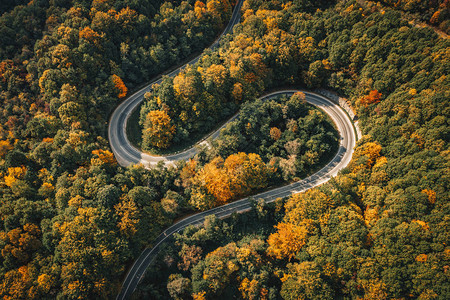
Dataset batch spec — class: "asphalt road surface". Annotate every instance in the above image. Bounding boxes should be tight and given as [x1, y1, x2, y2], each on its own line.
[110, 1, 357, 299]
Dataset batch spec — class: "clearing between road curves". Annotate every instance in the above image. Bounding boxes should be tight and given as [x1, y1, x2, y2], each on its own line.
[109, 2, 358, 300]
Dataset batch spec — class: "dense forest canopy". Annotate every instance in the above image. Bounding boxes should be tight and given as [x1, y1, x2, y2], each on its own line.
[138, 0, 449, 299]
[0, 0, 449, 299]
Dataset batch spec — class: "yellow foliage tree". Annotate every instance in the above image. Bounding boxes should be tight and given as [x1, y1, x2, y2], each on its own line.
[115, 198, 139, 238]
[421, 189, 436, 204]
[239, 278, 261, 300]
[224, 152, 269, 196]
[196, 157, 234, 205]
[203, 64, 228, 89]
[142, 110, 176, 149]
[1, 265, 33, 299]
[4, 166, 26, 187]
[192, 291, 207, 300]
[206, 0, 231, 28]
[267, 221, 312, 260]
[91, 149, 116, 165]
[191, 153, 270, 209]
[37, 274, 54, 293]
[350, 136, 383, 173]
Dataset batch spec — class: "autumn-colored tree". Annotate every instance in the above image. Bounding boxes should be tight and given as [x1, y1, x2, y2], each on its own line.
[421, 189, 436, 204]
[0, 140, 13, 157]
[203, 64, 228, 89]
[194, 1, 207, 19]
[112, 74, 127, 98]
[142, 110, 176, 149]
[178, 244, 203, 271]
[180, 159, 198, 188]
[224, 152, 269, 196]
[173, 69, 202, 100]
[115, 197, 139, 238]
[266, 221, 313, 260]
[1, 224, 41, 265]
[91, 149, 116, 166]
[4, 166, 26, 187]
[1, 266, 34, 299]
[206, 0, 231, 28]
[192, 291, 207, 300]
[232, 82, 243, 102]
[195, 157, 234, 205]
[360, 90, 382, 108]
[349, 137, 383, 172]
[79, 27, 102, 46]
[269, 127, 282, 140]
[239, 278, 264, 300]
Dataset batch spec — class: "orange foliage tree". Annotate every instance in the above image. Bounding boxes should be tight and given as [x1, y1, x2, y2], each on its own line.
[79, 27, 102, 46]
[112, 74, 127, 98]
[360, 90, 382, 108]
[269, 127, 282, 140]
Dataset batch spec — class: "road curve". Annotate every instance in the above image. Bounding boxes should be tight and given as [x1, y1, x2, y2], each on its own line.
[114, 90, 357, 300]
[110, 1, 357, 299]
[108, 0, 244, 167]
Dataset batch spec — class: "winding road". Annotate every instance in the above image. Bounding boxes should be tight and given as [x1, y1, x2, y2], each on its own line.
[108, 0, 244, 167]
[110, 1, 358, 299]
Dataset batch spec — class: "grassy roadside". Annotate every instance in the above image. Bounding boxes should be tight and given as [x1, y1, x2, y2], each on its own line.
[126, 104, 143, 148]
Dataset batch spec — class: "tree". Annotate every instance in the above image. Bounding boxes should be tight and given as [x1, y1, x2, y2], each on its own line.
[167, 274, 192, 300]
[0, 140, 13, 158]
[58, 102, 86, 126]
[142, 110, 176, 149]
[266, 221, 312, 260]
[191, 153, 270, 208]
[280, 262, 334, 300]
[112, 74, 127, 98]
[91, 149, 116, 166]
[4, 166, 26, 187]
[178, 244, 203, 272]
[360, 90, 382, 108]
[96, 184, 120, 208]
[115, 197, 139, 239]
[269, 127, 282, 141]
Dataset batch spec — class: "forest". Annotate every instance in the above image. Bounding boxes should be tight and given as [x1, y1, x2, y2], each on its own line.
[0, 0, 449, 299]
